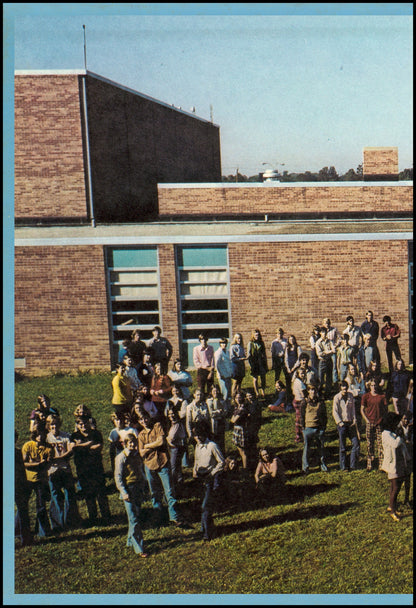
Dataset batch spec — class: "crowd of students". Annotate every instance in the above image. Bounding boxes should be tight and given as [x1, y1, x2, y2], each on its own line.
[15, 313, 413, 554]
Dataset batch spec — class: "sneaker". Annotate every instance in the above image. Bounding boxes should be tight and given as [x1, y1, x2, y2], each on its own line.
[320, 464, 328, 472]
[389, 512, 401, 522]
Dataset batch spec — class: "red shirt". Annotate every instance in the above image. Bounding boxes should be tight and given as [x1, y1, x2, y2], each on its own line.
[361, 392, 388, 425]
[381, 324, 400, 342]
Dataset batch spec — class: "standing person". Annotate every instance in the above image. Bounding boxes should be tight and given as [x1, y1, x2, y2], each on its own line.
[345, 362, 365, 432]
[336, 334, 354, 382]
[298, 353, 320, 388]
[150, 361, 172, 421]
[361, 380, 388, 471]
[309, 325, 321, 372]
[114, 434, 148, 558]
[214, 338, 233, 405]
[360, 310, 380, 367]
[284, 335, 302, 384]
[29, 394, 59, 433]
[111, 363, 133, 415]
[343, 316, 363, 365]
[364, 360, 385, 392]
[128, 329, 146, 368]
[70, 417, 111, 525]
[148, 326, 173, 374]
[193, 333, 215, 395]
[230, 391, 252, 469]
[206, 384, 228, 455]
[192, 420, 225, 542]
[230, 333, 247, 399]
[136, 349, 154, 389]
[185, 389, 211, 440]
[292, 368, 307, 443]
[245, 390, 262, 468]
[332, 382, 360, 471]
[166, 408, 187, 498]
[46, 415, 80, 531]
[167, 359, 193, 401]
[123, 355, 143, 396]
[21, 425, 53, 538]
[357, 334, 374, 380]
[271, 328, 288, 383]
[315, 326, 335, 398]
[391, 359, 410, 416]
[300, 385, 328, 474]
[396, 411, 413, 508]
[15, 430, 33, 546]
[137, 410, 184, 527]
[380, 412, 411, 521]
[323, 318, 341, 386]
[247, 329, 268, 398]
[165, 384, 188, 420]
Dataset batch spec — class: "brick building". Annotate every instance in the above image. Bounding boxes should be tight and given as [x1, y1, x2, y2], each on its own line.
[14, 71, 413, 374]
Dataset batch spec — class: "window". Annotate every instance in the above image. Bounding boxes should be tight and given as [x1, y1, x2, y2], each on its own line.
[177, 246, 230, 366]
[106, 248, 161, 363]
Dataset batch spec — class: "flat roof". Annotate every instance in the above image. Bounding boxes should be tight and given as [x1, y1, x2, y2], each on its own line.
[158, 181, 413, 189]
[15, 219, 413, 247]
[15, 69, 219, 127]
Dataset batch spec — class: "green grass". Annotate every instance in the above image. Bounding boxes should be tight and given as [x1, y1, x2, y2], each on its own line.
[14, 370, 413, 595]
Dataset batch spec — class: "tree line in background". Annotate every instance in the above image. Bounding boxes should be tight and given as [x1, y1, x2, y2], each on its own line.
[222, 165, 413, 183]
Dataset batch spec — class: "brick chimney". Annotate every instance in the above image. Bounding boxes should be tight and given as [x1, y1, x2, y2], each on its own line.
[363, 147, 399, 181]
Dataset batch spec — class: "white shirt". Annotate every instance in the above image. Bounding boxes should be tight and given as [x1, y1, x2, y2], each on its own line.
[193, 439, 225, 478]
[46, 431, 72, 475]
[332, 391, 356, 425]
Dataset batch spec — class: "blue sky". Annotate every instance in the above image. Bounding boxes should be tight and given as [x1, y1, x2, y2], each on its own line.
[7, 3, 413, 175]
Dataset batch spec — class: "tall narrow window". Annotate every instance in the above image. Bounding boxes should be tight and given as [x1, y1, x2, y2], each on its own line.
[106, 247, 160, 363]
[177, 246, 230, 366]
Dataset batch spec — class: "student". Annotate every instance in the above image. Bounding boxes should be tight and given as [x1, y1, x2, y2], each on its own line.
[230, 333, 247, 399]
[108, 411, 129, 473]
[332, 382, 360, 471]
[111, 363, 133, 415]
[186, 389, 211, 440]
[381, 315, 401, 376]
[165, 384, 188, 420]
[247, 329, 268, 398]
[22, 425, 53, 538]
[206, 384, 228, 455]
[137, 410, 184, 527]
[136, 350, 155, 389]
[391, 359, 410, 416]
[380, 412, 411, 521]
[148, 326, 173, 374]
[271, 328, 288, 383]
[300, 385, 328, 474]
[122, 355, 143, 395]
[150, 361, 172, 421]
[214, 338, 233, 404]
[15, 430, 33, 546]
[230, 391, 251, 469]
[192, 420, 225, 542]
[361, 380, 388, 472]
[128, 329, 146, 368]
[291, 368, 307, 443]
[193, 333, 215, 395]
[254, 447, 286, 497]
[337, 334, 354, 382]
[166, 408, 187, 497]
[29, 394, 59, 432]
[114, 434, 148, 557]
[315, 326, 335, 398]
[309, 325, 321, 373]
[46, 414, 80, 530]
[268, 380, 287, 413]
[71, 417, 111, 525]
[396, 411, 413, 508]
[322, 318, 342, 385]
[360, 310, 380, 366]
[167, 359, 193, 401]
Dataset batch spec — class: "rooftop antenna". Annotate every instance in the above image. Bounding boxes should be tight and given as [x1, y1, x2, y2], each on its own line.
[82, 25, 87, 70]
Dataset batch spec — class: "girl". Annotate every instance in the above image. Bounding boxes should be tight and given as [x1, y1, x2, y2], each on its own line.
[247, 329, 268, 398]
[381, 412, 411, 521]
[254, 447, 286, 496]
[284, 335, 302, 379]
[291, 368, 307, 443]
[206, 384, 228, 454]
[166, 408, 187, 497]
[150, 361, 172, 421]
[230, 391, 251, 469]
[391, 359, 410, 416]
[165, 384, 188, 421]
[230, 333, 247, 398]
[167, 359, 193, 401]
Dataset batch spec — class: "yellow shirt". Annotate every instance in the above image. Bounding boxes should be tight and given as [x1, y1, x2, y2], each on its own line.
[112, 373, 133, 405]
[21, 441, 52, 482]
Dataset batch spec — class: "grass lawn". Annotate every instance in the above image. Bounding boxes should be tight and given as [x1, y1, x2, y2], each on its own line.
[13, 370, 413, 596]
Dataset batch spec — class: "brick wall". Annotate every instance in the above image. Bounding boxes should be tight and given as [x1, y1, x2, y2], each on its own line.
[228, 239, 410, 368]
[363, 147, 399, 179]
[85, 75, 221, 221]
[15, 245, 111, 374]
[158, 244, 180, 359]
[158, 184, 412, 217]
[15, 75, 88, 221]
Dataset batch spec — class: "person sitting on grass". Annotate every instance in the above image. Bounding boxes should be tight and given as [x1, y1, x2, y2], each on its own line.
[254, 447, 286, 497]
[22, 423, 54, 538]
[192, 420, 225, 542]
[114, 433, 148, 558]
[268, 380, 287, 413]
[380, 412, 411, 522]
[70, 417, 111, 526]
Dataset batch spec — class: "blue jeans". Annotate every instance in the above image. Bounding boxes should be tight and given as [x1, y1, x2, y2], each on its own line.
[318, 358, 332, 395]
[48, 468, 80, 529]
[200, 473, 222, 540]
[30, 480, 52, 537]
[337, 423, 360, 470]
[144, 464, 179, 522]
[330, 353, 339, 383]
[339, 363, 349, 381]
[218, 377, 232, 402]
[302, 427, 326, 471]
[124, 482, 145, 554]
[170, 446, 185, 495]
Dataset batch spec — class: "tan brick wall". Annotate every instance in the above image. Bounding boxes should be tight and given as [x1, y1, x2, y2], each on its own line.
[363, 147, 399, 177]
[15, 245, 111, 373]
[228, 239, 410, 368]
[158, 184, 412, 217]
[15, 75, 88, 220]
[158, 244, 180, 360]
